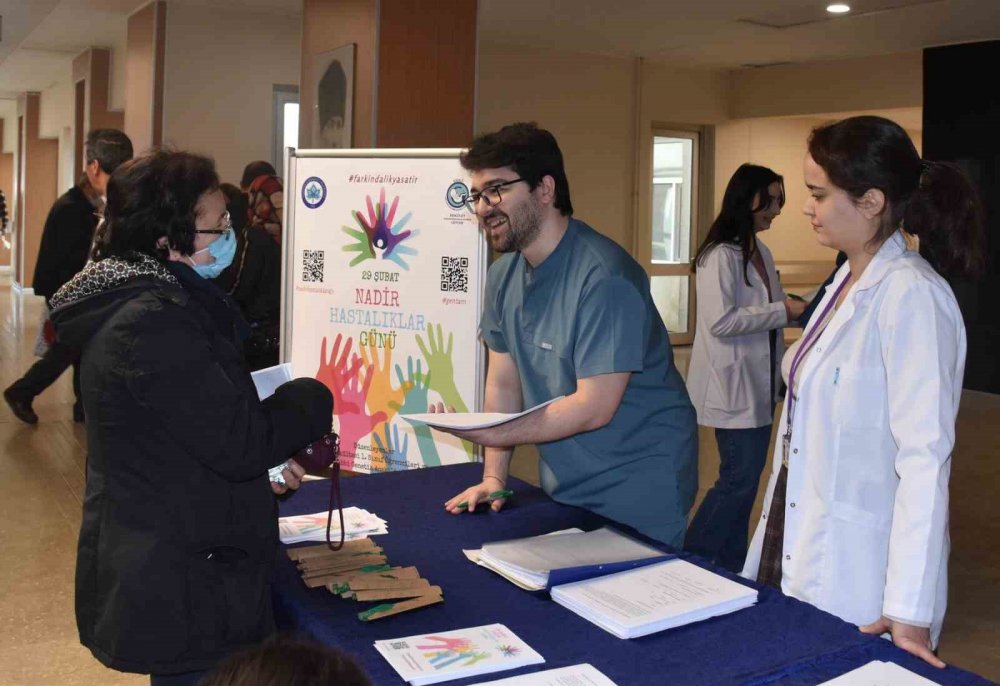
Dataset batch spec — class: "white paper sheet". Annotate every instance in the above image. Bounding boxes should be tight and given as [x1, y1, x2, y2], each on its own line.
[469, 664, 617, 685]
[819, 660, 941, 685]
[400, 397, 563, 431]
[250, 362, 293, 400]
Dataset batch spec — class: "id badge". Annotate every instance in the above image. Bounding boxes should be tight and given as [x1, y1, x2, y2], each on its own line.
[781, 432, 792, 467]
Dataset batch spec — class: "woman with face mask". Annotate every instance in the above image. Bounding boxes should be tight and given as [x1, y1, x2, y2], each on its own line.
[684, 164, 806, 573]
[742, 116, 986, 667]
[49, 151, 334, 685]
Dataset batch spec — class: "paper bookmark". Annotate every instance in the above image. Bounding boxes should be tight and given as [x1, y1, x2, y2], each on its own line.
[287, 538, 376, 561]
[357, 593, 443, 621]
[324, 566, 420, 593]
[348, 576, 430, 592]
[349, 585, 443, 602]
[300, 554, 388, 577]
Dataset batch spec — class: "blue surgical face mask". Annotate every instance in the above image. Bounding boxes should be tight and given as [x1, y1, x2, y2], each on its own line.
[187, 228, 236, 279]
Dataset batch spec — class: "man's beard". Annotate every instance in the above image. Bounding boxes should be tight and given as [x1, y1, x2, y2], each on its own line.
[483, 198, 542, 253]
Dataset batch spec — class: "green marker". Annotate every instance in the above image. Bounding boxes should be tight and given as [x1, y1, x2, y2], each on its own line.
[456, 489, 513, 510]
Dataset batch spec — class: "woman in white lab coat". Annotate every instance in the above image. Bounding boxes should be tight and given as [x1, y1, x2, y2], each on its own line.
[742, 116, 986, 668]
[685, 164, 806, 572]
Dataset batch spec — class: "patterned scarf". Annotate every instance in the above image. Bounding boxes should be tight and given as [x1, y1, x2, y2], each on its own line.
[50, 252, 178, 310]
[247, 174, 284, 245]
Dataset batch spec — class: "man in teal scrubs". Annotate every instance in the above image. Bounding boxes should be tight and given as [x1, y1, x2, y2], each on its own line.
[440, 123, 698, 546]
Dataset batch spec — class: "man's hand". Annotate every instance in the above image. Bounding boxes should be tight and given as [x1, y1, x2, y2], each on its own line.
[270, 458, 306, 495]
[444, 480, 507, 514]
[427, 401, 509, 446]
[859, 616, 945, 668]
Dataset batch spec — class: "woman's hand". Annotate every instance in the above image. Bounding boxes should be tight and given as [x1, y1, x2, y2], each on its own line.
[784, 296, 807, 322]
[270, 459, 306, 495]
[859, 616, 945, 668]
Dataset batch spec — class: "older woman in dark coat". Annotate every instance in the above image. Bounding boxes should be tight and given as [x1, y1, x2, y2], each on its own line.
[50, 150, 332, 685]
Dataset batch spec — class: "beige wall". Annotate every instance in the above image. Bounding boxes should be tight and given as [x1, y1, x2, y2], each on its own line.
[715, 110, 923, 265]
[478, 41, 635, 249]
[0, 99, 16, 154]
[38, 80, 76, 193]
[300, 0, 376, 149]
[731, 51, 922, 119]
[162, 0, 301, 185]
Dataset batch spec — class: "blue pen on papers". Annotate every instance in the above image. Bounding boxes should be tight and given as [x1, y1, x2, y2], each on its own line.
[456, 489, 513, 510]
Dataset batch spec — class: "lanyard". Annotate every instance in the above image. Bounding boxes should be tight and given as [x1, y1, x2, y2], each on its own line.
[783, 274, 852, 463]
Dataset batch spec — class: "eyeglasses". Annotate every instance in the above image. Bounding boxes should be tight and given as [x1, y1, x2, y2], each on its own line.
[194, 211, 233, 235]
[464, 178, 527, 210]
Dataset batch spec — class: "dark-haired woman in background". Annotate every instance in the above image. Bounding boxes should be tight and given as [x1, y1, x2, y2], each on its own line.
[685, 164, 805, 572]
[213, 183, 282, 371]
[50, 151, 333, 685]
[742, 116, 986, 667]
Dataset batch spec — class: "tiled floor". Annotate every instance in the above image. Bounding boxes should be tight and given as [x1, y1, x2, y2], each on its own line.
[1, 277, 998, 684]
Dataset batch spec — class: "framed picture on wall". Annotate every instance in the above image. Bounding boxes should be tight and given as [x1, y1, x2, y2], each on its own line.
[311, 43, 355, 149]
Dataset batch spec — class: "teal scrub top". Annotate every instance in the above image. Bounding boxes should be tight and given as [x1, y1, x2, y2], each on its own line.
[480, 219, 698, 546]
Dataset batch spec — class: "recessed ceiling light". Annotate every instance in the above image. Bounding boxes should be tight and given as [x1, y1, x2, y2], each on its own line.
[826, 3, 851, 13]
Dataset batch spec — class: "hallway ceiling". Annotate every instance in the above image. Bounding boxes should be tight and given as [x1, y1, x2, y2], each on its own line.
[0, 0, 998, 98]
[479, 0, 1000, 68]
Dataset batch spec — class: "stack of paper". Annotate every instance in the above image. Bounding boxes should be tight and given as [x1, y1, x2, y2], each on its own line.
[375, 623, 544, 685]
[819, 660, 941, 685]
[470, 664, 617, 685]
[550, 559, 757, 639]
[278, 506, 388, 544]
[469, 527, 668, 591]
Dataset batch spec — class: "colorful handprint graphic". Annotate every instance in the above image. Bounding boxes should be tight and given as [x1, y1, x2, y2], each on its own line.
[335, 358, 387, 471]
[341, 188, 418, 269]
[416, 323, 474, 460]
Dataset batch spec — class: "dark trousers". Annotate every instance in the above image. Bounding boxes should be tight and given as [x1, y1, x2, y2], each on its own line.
[6, 340, 81, 409]
[684, 425, 772, 572]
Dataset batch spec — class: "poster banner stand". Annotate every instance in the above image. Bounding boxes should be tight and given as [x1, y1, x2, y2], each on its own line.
[281, 147, 486, 473]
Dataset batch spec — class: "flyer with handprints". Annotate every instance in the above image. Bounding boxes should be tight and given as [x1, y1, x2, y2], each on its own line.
[288, 154, 486, 473]
[374, 623, 545, 685]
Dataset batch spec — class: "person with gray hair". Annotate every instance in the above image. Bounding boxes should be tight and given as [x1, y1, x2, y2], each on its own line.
[3, 128, 133, 424]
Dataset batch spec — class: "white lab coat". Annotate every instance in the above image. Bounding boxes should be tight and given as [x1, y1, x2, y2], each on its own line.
[686, 240, 788, 429]
[742, 232, 964, 646]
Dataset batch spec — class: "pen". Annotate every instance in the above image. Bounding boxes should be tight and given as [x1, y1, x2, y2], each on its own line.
[456, 489, 513, 509]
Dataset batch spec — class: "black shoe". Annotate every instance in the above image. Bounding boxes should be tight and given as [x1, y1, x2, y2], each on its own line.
[4, 388, 39, 425]
[73, 404, 85, 423]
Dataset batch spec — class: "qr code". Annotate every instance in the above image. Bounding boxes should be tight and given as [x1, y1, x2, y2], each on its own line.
[302, 250, 324, 282]
[389, 641, 409, 650]
[440, 256, 468, 292]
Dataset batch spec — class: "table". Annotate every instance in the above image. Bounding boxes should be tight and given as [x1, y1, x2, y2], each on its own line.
[274, 464, 994, 685]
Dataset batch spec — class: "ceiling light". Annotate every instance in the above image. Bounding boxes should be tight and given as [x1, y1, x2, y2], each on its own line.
[826, 3, 851, 13]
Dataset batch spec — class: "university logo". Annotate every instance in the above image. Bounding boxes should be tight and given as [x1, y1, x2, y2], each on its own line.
[302, 177, 327, 209]
[446, 181, 470, 211]
[342, 188, 419, 270]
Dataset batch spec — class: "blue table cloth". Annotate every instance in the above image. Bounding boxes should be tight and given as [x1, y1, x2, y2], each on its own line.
[274, 464, 994, 686]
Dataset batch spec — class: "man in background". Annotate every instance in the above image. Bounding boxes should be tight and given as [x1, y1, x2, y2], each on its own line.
[4, 129, 133, 424]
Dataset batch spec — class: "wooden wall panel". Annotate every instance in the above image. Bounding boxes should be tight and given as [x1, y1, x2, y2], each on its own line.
[17, 94, 59, 289]
[375, 0, 476, 147]
[125, 2, 165, 153]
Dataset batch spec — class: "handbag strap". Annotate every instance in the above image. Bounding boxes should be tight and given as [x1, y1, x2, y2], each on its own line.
[324, 434, 345, 551]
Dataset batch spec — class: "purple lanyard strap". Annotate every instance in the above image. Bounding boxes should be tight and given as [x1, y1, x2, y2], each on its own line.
[785, 274, 852, 441]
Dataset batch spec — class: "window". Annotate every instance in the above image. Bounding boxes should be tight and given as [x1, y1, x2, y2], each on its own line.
[641, 129, 701, 344]
[272, 85, 300, 178]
